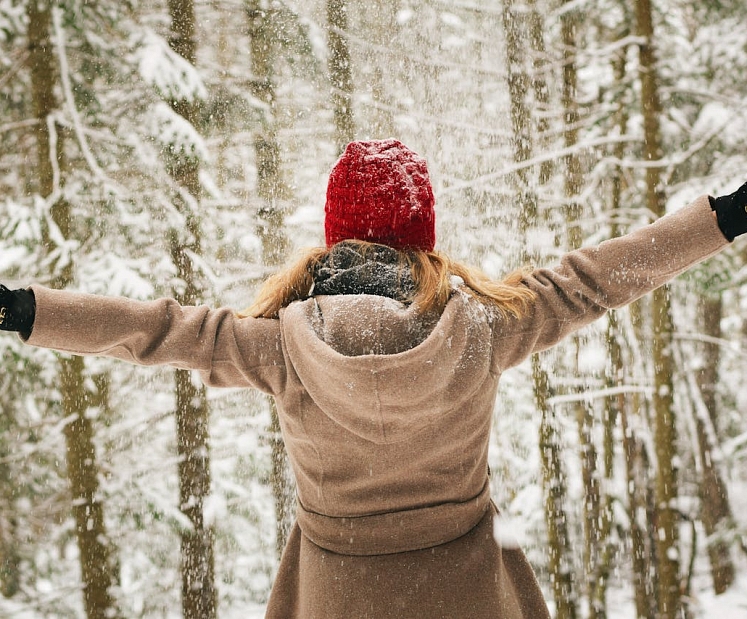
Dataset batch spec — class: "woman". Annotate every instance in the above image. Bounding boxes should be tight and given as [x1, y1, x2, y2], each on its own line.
[1, 139, 746, 618]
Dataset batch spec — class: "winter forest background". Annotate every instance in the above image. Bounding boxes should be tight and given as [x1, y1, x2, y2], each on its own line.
[1, 0, 747, 618]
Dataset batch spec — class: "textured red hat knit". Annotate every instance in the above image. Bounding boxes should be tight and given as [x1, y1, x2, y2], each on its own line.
[324, 139, 436, 251]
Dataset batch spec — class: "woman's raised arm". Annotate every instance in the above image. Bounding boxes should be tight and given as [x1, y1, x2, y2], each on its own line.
[1, 285, 286, 394]
[492, 190, 741, 372]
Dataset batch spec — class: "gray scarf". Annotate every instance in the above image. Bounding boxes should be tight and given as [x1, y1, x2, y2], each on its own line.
[312, 243, 416, 303]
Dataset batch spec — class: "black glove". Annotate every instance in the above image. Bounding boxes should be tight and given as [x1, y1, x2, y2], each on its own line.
[0, 285, 36, 334]
[710, 181, 747, 241]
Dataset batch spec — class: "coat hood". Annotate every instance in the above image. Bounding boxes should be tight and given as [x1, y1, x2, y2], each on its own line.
[280, 292, 494, 444]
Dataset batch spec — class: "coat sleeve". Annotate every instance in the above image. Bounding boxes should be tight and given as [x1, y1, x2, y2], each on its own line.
[23, 286, 287, 395]
[491, 195, 730, 372]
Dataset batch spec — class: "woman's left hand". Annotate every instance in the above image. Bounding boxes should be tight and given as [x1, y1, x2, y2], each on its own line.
[711, 181, 747, 241]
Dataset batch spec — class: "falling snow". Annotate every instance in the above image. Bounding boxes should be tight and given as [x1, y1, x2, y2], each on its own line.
[1, 0, 747, 618]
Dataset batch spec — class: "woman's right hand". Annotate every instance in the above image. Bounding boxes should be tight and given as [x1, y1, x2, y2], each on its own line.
[0, 285, 36, 334]
[711, 181, 747, 241]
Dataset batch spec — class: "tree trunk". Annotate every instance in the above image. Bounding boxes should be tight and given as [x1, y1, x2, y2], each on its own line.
[633, 1, 680, 616]
[363, 0, 396, 138]
[0, 408, 21, 599]
[502, 0, 536, 233]
[620, 398, 658, 619]
[629, 297, 659, 619]
[607, 45, 655, 619]
[172, 363, 215, 619]
[327, 0, 355, 153]
[246, 0, 295, 561]
[527, 0, 553, 185]
[267, 399, 294, 561]
[535, 358, 578, 619]
[560, 3, 583, 250]
[60, 356, 119, 619]
[502, 2, 577, 616]
[695, 296, 735, 594]
[165, 2, 217, 617]
[560, 5, 609, 617]
[28, 5, 119, 619]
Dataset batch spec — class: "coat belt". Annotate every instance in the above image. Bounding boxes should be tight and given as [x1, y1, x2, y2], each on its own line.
[295, 481, 492, 556]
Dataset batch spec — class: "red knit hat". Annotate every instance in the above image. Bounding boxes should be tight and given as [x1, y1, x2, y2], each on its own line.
[324, 139, 436, 251]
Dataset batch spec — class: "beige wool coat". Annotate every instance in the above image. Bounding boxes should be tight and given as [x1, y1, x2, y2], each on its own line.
[24, 196, 728, 618]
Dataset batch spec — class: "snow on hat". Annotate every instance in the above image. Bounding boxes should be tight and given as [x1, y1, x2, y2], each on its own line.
[324, 139, 436, 252]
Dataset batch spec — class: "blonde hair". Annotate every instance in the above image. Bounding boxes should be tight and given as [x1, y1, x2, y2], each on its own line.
[241, 240, 536, 320]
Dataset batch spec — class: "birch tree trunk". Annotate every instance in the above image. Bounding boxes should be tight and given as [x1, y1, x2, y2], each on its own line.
[633, 1, 680, 616]
[246, 0, 295, 561]
[27, 4, 119, 618]
[165, 2, 216, 617]
[327, 0, 355, 153]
